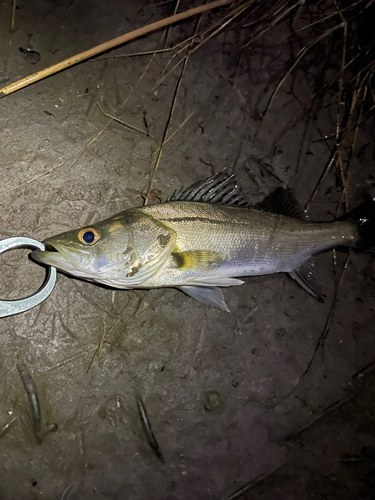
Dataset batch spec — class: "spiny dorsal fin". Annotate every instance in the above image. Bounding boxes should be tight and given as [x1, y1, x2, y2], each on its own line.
[255, 187, 305, 219]
[167, 172, 304, 218]
[168, 170, 248, 206]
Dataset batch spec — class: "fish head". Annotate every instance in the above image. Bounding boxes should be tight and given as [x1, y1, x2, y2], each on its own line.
[32, 210, 176, 288]
[32, 219, 135, 282]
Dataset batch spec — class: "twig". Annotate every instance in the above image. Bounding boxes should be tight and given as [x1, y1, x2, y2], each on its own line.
[164, 0, 181, 49]
[154, 1, 251, 89]
[226, 463, 287, 500]
[11, 0, 16, 31]
[92, 47, 181, 60]
[43, 347, 92, 372]
[60, 0, 80, 19]
[285, 394, 354, 440]
[305, 142, 343, 211]
[352, 360, 375, 380]
[242, 0, 303, 48]
[2, 155, 79, 194]
[0, 415, 18, 439]
[154, 0, 252, 88]
[97, 103, 158, 142]
[2, 53, 156, 194]
[151, 110, 196, 156]
[144, 66, 188, 205]
[86, 316, 121, 373]
[257, 22, 345, 136]
[144, 13, 203, 204]
[86, 329, 107, 373]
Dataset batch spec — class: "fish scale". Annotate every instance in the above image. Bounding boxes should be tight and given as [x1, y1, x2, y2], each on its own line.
[140, 201, 356, 287]
[31, 172, 374, 311]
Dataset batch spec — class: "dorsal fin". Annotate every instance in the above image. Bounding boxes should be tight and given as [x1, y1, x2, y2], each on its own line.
[254, 187, 305, 219]
[168, 170, 248, 206]
[167, 172, 303, 218]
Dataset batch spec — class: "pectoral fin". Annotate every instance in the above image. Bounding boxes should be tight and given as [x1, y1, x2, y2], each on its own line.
[171, 250, 226, 271]
[178, 285, 230, 312]
[289, 257, 324, 302]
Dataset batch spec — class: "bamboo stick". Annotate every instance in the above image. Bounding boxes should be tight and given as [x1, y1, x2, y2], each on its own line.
[0, 0, 232, 98]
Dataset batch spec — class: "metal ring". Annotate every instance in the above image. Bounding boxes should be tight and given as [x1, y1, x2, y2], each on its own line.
[0, 237, 57, 318]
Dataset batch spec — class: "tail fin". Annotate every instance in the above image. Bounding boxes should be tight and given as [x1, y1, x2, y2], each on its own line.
[339, 200, 375, 248]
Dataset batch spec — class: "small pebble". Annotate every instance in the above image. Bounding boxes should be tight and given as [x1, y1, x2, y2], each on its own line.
[203, 389, 222, 412]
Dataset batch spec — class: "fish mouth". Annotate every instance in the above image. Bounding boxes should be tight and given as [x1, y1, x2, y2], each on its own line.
[31, 241, 93, 279]
[31, 242, 69, 268]
[44, 242, 58, 252]
[44, 243, 60, 253]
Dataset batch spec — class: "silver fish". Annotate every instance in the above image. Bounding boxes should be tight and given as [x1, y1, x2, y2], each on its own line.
[32, 172, 375, 311]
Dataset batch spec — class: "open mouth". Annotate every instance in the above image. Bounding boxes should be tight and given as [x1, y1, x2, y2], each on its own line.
[44, 242, 60, 253]
[30, 242, 64, 266]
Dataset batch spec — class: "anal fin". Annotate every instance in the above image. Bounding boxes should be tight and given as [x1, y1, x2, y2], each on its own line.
[289, 257, 324, 302]
[177, 285, 230, 312]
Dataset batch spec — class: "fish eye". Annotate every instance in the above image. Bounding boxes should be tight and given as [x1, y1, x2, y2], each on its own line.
[78, 227, 101, 246]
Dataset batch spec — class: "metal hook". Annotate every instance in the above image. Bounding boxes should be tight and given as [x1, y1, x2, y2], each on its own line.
[0, 237, 57, 318]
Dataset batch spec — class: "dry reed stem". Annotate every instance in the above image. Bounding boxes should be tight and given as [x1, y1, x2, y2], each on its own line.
[94, 19, 218, 63]
[92, 47, 182, 60]
[0, 0, 233, 97]
[164, 0, 181, 49]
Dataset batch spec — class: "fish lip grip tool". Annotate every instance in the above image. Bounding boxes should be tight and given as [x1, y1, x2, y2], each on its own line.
[0, 237, 57, 318]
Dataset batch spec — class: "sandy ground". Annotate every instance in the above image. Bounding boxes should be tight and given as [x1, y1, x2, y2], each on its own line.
[0, 1, 374, 499]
